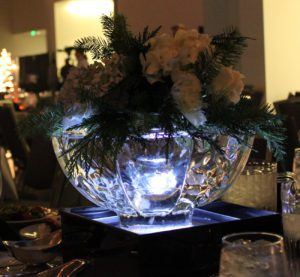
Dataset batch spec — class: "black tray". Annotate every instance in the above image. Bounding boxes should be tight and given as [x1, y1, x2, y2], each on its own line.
[61, 202, 282, 277]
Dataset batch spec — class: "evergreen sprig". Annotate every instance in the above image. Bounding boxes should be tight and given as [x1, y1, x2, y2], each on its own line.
[63, 108, 187, 175]
[19, 105, 64, 138]
[205, 96, 286, 160]
[74, 36, 112, 60]
[196, 27, 248, 89]
[212, 27, 249, 67]
[64, 111, 131, 174]
[75, 14, 160, 63]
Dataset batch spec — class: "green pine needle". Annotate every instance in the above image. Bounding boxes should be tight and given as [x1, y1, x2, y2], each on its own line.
[19, 105, 64, 138]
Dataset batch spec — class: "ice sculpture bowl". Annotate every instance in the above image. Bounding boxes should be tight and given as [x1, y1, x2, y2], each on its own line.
[53, 130, 252, 228]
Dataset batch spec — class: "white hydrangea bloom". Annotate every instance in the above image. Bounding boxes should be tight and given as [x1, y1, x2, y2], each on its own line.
[140, 33, 178, 81]
[175, 29, 212, 65]
[59, 67, 83, 106]
[140, 27, 212, 83]
[211, 66, 245, 104]
[59, 54, 125, 106]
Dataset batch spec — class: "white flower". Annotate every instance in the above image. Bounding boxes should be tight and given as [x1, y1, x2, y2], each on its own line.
[175, 29, 212, 65]
[140, 28, 212, 83]
[140, 52, 160, 76]
[140, 33, 178, 79]
[59, 57, 125, 105]
[183, 110, 207, 127]
[171, 71, 202, 112]
[211, 67, 245, 104]
[171, 71, 206, 126]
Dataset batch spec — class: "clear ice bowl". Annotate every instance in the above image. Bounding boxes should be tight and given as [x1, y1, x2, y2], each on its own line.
[53, 130, 252, 228]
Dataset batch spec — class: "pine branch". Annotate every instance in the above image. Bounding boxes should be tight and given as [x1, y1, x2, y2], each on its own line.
[205, 96, 286, 160]
[102, 14, 136, 56]
[136, 25, 161, 53]
[74, 36, 112, 60]
[212, 27, 249, 66]
[196, 48, 223, 87]
[195, 27, 249, 89]
[101, 14, 115, 39]
[63, 110, 134, 174]
[19, 105, 64, 138]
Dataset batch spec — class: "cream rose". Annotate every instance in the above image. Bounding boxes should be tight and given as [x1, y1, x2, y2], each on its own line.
[211, 66, 245, 104]
[171, 71, 206, 126]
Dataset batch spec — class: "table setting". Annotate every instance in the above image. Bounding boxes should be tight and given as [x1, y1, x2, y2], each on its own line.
[0, 195, 298, 276]
[0, 174, 299, 276]
[1, 12, 299, 277]
[0, 205, 89, 276]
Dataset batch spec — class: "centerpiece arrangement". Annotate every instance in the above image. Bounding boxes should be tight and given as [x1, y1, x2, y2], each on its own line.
[22, 14, 285, 229]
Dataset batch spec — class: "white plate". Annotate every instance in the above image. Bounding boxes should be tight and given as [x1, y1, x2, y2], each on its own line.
[19, 223, 52, 240]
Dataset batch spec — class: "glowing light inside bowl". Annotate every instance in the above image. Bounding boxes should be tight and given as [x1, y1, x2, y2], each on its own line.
[146, 171, 177, 195]
[121, 155, 185, 215]
[130, 156, 179, 196]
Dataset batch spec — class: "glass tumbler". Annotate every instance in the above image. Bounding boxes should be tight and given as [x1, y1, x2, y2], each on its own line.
[281, 172, 300, 276]
[222, 162, 277, 211]
[219, 232, 289, 277]
[293, 148, 300, 184]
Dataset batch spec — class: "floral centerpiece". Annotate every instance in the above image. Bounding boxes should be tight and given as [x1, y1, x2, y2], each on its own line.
[22, 14, 285, 228]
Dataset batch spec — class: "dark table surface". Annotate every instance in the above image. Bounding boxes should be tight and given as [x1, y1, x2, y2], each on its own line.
[0, 202, 283, 276]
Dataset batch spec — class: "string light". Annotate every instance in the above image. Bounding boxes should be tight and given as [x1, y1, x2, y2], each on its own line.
[0, 49, 17, 94]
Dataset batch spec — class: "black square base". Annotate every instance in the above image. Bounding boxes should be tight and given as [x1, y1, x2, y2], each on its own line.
[61, 202, 282, 277]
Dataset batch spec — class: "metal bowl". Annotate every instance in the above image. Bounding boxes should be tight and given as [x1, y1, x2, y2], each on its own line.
[3, 230, 61, 265]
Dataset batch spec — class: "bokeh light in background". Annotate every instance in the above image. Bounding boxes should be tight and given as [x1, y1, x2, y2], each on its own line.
[65, 0, 114, 17]
[0, 49, 17, 94]
[54, 0, 114, 80]
[263, 0, 300, 104]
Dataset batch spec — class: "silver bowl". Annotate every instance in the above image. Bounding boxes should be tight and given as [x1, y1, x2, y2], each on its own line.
[3, 230, 61, 265]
